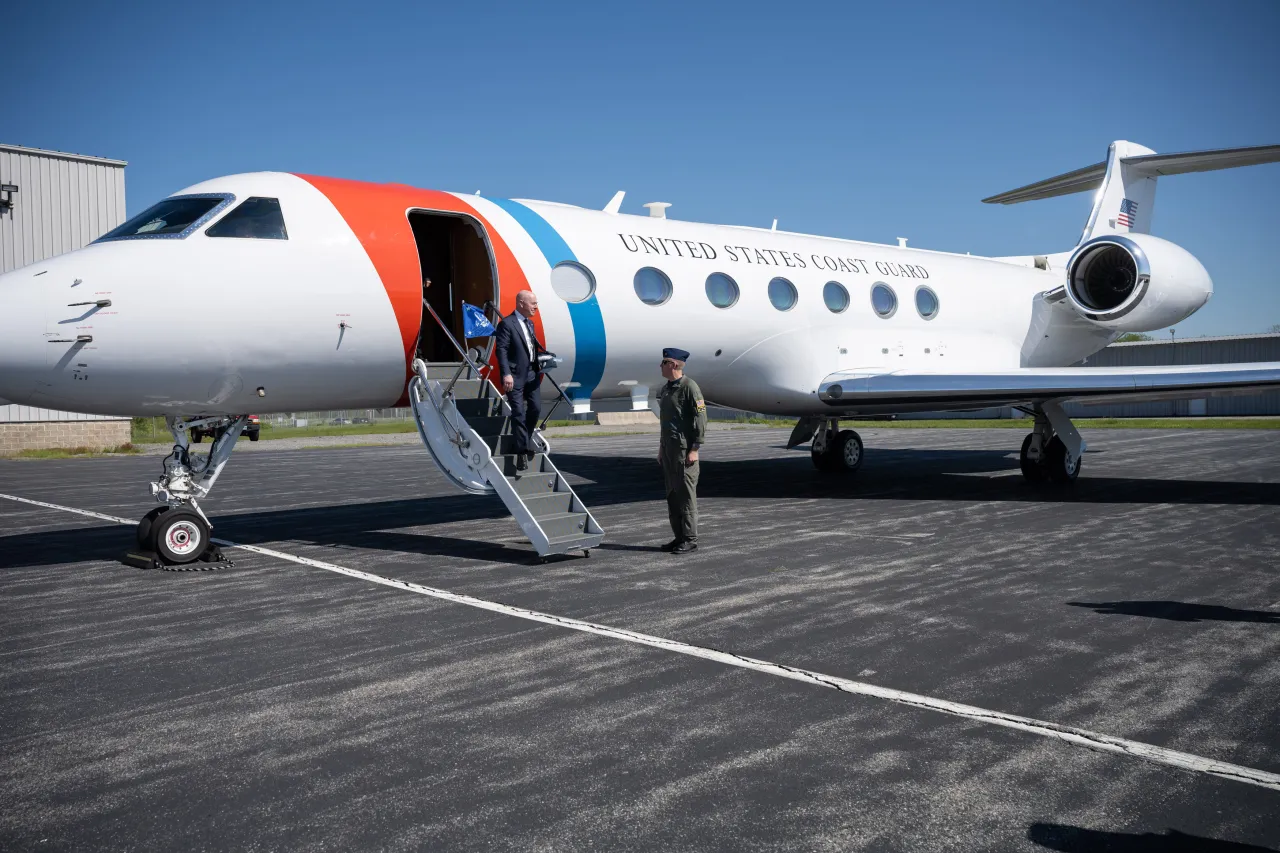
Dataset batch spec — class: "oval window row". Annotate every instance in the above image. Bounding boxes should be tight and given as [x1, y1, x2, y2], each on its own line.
[550, 261, 939, 320]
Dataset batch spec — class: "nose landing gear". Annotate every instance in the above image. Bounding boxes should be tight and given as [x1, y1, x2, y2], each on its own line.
[123, 415, 248, 570]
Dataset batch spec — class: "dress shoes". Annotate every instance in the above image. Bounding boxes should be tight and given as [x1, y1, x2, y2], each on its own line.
[671, 540, 698, 554]
[660, 538, 682, 552]
[515, 454, 529, 472]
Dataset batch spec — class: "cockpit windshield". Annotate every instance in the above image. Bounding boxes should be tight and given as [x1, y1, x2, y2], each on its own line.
[206, 197, 288, 240]
[97, 194, 233, 241]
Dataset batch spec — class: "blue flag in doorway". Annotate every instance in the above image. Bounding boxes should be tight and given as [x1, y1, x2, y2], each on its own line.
[461, 302, 496, 338]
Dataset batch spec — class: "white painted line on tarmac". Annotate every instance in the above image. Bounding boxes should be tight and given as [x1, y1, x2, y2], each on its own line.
[4, 490, 1279, 793]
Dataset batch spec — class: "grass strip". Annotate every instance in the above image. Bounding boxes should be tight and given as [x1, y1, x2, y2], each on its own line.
[12, 443, 141, 459]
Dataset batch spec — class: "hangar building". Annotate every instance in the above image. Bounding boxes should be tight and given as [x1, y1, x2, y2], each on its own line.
[1068, 333, 1280, 417]
[0, 144, 132, 455]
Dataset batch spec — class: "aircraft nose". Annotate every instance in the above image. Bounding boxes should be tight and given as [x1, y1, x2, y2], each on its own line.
[0, 266, 47, 403]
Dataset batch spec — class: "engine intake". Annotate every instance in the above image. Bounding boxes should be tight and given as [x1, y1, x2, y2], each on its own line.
[1073, 242, 1141, 311]
[1063, 233, 1211, 332]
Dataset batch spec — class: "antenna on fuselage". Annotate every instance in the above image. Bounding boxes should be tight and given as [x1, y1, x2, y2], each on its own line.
[643, 202, 670, 219]
[770, 219, 777, 231]
[604, 191, 625, 214]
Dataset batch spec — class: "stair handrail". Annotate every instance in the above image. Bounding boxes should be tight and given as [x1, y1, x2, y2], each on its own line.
[423, 298, 501, 402]
[537, 372, 573, 432]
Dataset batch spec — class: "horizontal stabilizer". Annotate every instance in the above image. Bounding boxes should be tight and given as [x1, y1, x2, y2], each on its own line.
[983, 143, 1280, 205]
[981, 162, 1107, 205]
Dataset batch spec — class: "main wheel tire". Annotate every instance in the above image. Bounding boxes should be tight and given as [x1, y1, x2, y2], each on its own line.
[191, 432, 203, 444]
[136, 506, 170, 548]
[811, 443, 839, 472]
[1045, 435, 1081, 484]
[152, 509, 209, 565]
[1020, 434, 1046, 483]
[836, 430, 864, 472]
[248, 431, 260, 442]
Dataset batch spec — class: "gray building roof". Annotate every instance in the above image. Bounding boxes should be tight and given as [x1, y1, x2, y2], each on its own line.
[0, 143, 127, 168]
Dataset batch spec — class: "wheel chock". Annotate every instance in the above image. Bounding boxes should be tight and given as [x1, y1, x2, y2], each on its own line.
[120, 543, 232, 572]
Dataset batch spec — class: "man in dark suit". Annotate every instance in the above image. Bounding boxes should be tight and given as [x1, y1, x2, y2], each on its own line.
[495, 290, 544, 471]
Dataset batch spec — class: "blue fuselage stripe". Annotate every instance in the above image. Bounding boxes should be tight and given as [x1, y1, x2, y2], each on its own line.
[489, 198, 605, 402]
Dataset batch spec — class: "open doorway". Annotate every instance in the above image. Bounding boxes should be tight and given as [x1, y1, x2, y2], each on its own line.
[408, 211, 498, 363]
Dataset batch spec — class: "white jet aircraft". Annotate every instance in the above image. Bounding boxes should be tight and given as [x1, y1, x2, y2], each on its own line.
[1, 140, 1278, 564]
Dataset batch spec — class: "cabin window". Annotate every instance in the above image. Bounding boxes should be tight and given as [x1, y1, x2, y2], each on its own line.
[206, 197, 288, 240]
[97, 194, 233, 241]
[634, 267, 673, 305]
[551, 261, 596, 303]
[705, 272, 739, 308]
[871, 282, 898, 318]
[823, 281, 850, 313]
[915, 286, 939, 319]
[768, 277, 798, 311]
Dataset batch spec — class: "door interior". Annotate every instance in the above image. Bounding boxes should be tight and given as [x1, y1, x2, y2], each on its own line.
[407, 211, 498, 363]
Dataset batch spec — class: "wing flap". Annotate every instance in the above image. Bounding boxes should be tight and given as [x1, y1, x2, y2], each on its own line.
[818, 363, 1280, 410]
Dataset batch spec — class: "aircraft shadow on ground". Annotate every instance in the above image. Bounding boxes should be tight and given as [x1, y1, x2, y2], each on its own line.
[1, 448, 1278, 569]
[1027, 822, 1277, 852]
[557, 450, 1280, 508]
[1068, 601, 1280, 625]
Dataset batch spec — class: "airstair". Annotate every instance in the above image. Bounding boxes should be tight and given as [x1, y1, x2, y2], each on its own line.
[408, 305, 604, 558]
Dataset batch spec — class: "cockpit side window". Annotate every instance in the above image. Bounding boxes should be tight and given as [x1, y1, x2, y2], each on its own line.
[206, 197, 288, 240]
[96, 194, 233, 241]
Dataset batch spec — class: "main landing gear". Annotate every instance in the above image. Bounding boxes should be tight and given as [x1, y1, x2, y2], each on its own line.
[1018, 401, 1084, 484]
[125, 415, 248, 569]
[809, 418, 864, 474]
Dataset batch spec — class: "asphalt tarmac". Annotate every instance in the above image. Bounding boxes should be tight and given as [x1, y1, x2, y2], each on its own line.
[1, 427, 1278, 852]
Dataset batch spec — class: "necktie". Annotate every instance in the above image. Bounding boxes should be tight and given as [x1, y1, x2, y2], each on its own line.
[524, 318, 536, 359]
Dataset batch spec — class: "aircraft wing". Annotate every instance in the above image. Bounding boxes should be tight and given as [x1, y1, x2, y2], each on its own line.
[815, 363, 1280, 411]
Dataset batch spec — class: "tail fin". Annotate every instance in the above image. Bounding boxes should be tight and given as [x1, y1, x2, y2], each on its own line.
[982, 141, 1280, 246]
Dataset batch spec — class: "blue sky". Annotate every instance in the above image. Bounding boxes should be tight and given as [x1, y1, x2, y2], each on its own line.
[9, 0, 1279, 336]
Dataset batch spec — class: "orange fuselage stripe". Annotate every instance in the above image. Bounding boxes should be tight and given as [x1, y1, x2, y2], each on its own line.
[296, 175, 544, 404]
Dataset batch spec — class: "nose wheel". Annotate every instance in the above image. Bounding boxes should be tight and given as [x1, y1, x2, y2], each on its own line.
[122, 414, 245, 571]
[150, 509, 209, 563]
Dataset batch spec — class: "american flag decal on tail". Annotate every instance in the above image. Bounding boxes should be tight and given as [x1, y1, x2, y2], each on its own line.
[1117, 198, 1138, 228]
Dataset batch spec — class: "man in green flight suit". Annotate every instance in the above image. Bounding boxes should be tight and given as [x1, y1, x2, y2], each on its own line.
[657, 347, 707, 554]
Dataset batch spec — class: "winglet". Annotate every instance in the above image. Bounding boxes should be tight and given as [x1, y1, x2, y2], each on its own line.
[603, 191, 625, 215]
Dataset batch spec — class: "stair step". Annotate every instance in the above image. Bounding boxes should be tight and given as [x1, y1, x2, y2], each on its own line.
[496, 453, 546, 477]
[510, 472, 558, 496]
[465, 415, 508, 438]
[487, 434, 524, 456]
[450, 379, 484, 397]
[536, 511, 591, 539]
[523, 491, 575, 516]
[456, 397, 502, 418]
[544, 532, 597, 551]
[422, 362, 465, 380]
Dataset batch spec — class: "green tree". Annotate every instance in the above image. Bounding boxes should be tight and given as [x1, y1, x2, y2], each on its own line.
[1114, 333, 1154, 342]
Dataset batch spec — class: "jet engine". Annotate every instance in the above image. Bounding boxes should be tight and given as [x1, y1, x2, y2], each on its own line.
[1063, 233, 1212, 332]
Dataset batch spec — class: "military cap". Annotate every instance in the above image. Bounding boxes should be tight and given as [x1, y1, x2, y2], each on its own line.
[662, 347, 691, 362]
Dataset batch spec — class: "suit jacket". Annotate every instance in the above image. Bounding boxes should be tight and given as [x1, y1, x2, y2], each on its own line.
[495, 312, 544, 386]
